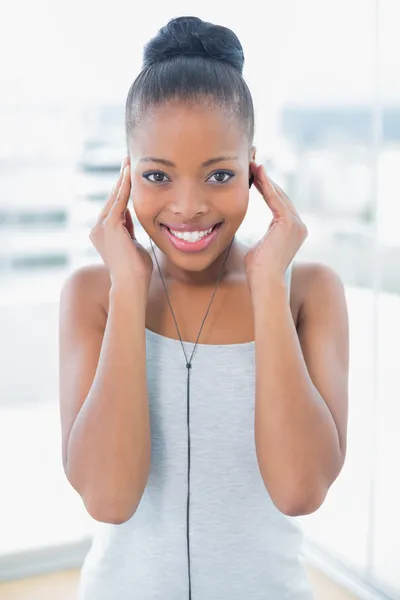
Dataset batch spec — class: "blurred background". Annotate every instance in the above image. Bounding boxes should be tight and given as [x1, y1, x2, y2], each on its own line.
[0, 0, 399, 598]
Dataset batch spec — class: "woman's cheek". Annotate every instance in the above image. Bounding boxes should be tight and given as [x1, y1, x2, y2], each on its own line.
[227, 189, 249, 218]
[132, 194, 162, 234]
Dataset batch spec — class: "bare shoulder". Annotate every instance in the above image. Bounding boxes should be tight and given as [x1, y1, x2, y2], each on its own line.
[60, 263, 111, 322]
[292, 261, 345, 297]
[291, 261, 347, 324]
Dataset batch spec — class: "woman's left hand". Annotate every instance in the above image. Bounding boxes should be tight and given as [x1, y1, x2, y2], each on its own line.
[245, 162, 308, 289]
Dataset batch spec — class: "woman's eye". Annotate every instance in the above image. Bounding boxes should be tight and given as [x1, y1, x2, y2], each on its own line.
[143, 171, 170, 183]
[208, 171, 235, 184]
[143, 170, 234, 184]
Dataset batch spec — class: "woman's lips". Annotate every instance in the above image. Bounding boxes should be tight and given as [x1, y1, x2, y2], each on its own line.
[160, 222, 223, 253]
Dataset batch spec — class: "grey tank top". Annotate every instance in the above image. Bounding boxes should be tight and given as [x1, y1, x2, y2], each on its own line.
[78, 262, 314, 600]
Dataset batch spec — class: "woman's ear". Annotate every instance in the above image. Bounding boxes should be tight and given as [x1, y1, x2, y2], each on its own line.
[249, 146, 256, 188]
[250, 146, 257, 162]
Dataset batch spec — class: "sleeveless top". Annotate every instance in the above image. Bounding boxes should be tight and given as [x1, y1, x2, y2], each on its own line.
[78, 262, 314, 599]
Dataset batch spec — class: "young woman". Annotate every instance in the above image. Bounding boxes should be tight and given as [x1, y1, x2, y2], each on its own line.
[59, 16, 349, 600]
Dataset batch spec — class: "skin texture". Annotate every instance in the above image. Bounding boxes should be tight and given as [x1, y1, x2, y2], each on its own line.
[58, 99, 349, 523]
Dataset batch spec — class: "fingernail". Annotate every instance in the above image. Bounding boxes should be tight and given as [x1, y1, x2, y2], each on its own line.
[120, 158, 127, 173]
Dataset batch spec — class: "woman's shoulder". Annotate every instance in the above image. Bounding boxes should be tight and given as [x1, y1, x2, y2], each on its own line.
[291, 261, 346, 322]
[291, 261, 344, 293]
[59, 263, 111, 316]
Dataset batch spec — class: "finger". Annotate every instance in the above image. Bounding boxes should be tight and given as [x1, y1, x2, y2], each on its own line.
[251, 163, 287, 218]
[124, 208, 135, 239]
[249, 162, 265, 196]
[269, 179, 298, 216]
[251, 162, 298, 217]
[97, 157, 130, 223]
[108, 165, 131, 221]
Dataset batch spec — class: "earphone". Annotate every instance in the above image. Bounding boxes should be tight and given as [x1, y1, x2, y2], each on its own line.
[249, 173, 254, 189]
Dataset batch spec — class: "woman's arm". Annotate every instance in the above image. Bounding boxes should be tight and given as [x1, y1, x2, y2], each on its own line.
[59, 265, 151, 524]
[252, 263, 349, 517]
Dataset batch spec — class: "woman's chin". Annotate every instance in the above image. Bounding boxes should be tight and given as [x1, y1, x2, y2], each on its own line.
[164, 248, 222, 273]
[154, 236, 234, 274]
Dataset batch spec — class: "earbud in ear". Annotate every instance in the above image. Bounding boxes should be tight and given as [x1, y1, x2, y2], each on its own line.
[249, 173, 254, 189]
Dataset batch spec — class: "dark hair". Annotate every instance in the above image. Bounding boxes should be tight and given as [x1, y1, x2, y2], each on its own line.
[125, 16, 254, 143]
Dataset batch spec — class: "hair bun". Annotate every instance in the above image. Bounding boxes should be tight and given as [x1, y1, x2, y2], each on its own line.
[143, 16, 245, 74]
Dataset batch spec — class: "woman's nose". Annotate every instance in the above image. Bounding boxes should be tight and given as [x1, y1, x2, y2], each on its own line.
[168, 186, 209, 219]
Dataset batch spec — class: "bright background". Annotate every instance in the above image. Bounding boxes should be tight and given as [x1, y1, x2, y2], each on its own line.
[0, 0, 399, 598]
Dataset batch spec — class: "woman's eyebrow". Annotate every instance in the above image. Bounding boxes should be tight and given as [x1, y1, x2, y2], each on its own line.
[139, 156, 239, 168]
[140, 157, 175, 167]
[202, 156, 239, 167]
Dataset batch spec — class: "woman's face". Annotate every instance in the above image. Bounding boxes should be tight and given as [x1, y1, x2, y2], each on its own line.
[128, 100, 255, 272]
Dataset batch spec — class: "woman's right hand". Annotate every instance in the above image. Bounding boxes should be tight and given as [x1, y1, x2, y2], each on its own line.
[89, 157, 153, 291]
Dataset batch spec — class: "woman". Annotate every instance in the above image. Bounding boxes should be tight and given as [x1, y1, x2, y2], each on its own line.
[59, 16, 349, 600]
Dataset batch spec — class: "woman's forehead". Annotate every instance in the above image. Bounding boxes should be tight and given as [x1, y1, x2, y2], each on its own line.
[130, 101, 248, 160]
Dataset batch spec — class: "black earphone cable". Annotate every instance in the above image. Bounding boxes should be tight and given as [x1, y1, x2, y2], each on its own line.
[149, 237, 234, 599]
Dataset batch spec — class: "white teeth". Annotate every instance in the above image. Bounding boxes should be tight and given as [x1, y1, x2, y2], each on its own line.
[169, 226, 214, 243]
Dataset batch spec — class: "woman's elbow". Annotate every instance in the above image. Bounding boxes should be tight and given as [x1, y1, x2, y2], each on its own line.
[84, 498, 137, 524]
[81, 487, 144, 524]
[274, 484, 328, 517]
